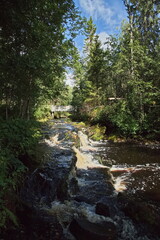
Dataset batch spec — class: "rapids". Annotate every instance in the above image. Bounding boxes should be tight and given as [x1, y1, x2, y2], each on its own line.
[18, 119, 160, 240]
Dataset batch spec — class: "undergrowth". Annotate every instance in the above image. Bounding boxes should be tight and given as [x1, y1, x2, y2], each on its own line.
[0, 119, 42, 230]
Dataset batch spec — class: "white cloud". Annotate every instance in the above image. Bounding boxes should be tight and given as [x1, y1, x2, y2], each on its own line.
[79, 0, 115, 26]
[98, 31, 110, 50]
[65, 72, 75, 86]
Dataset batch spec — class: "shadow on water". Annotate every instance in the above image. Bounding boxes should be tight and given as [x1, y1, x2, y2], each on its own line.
[105, 142, 160, 165]
[102, 142, 160, 202]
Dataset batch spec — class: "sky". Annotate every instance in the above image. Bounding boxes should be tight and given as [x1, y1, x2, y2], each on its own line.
[65, 0, 128, 85]
[74, 0, 128, 51]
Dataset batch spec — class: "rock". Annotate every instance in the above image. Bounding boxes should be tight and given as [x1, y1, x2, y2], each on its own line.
[76, 168, 115, 204]
[74, 195, 93, 204]
[123, 200, 160, 234]
[21, 149, 77, 207]
[26, 210, 64, 240]
[69, 219, 117, 240]
[95, 202, 110, 217]
[69, 177, 79, 195]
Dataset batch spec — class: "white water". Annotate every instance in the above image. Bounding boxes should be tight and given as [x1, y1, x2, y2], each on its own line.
[73, 131, 109, 170]
[44, 121, 160, 240]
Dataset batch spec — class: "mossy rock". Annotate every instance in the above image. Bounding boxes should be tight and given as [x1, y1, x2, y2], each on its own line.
[108, 135, 118, 142]
[89, 125, 106, 141]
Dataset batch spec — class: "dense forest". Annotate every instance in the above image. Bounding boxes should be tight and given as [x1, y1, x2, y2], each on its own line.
[72, 1, 160, 137]
[0, 0, 159, 232]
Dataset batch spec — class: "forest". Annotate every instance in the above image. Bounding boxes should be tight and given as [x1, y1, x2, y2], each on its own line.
[0, 0, 160, 233]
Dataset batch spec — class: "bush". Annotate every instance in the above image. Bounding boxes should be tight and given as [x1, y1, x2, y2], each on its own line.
[0, 119, 41, 228]
[0, 119, 41, 157]
[0, 149, 26, 228]
[89, 124, 106, 141]
[89, 102, 140, 136]
[34, 105, 50, 120]
[107, 101, 140, 136]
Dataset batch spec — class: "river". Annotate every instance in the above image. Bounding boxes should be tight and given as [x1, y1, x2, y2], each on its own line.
[11, 119, 160, 240]
[95, 140, 160, 199]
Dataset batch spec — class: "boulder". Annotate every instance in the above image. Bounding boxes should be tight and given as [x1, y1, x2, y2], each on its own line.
[95, 202, 110, 217]
[69, 218, 117, 240]
[21, 149, 77, 207]
[123, 200, 160, 234]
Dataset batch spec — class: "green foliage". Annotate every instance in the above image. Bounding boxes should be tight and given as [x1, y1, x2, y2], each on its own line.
[108, 135, 118, 142]
[83, 17, 96, 54]
[34, 105, 51, 120]
[0, 119, 42, 228]
[0, 0, 83, 120]
[0, 149, 26, 228]
[0, 119, 41, 157]
[72, 4, 160, 139]
[90, 102, 140, 136]
[107, 101, 140, 136]
[89, 124, 106, 141]
[0, 199, 19, 228]
[90, 106, 107, 124]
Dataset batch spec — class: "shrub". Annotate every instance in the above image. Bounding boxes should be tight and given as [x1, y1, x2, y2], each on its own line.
[89, 124, 106, 141]
[89, 101, 140, 136]
[0, 119, 41, 228]
[107, 101, 140, 136]
[34, 105, 50, 120]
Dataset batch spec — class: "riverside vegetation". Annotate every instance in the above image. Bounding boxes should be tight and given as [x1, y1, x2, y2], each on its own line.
[0, 0, 82, 233]
[0, 0, 160, 236]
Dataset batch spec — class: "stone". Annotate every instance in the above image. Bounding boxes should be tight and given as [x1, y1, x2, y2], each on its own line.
[69, 219, 117, 240]
[123, 200, 160, 234]
[74, 196, 92, 204]
[95, 202, 110, 217]
[21, 149, 77, 207]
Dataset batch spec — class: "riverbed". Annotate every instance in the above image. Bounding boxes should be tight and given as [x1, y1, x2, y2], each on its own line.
[8, 119, 160, 240]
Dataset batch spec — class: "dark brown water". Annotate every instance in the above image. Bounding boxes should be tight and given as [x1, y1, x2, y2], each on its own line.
[102, 142, 160, 200]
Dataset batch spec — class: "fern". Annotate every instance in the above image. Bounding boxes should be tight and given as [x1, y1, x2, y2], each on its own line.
[5, 208, 19, 227]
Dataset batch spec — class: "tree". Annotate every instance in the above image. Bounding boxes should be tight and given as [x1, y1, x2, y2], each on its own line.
[71, 48, 86, 113]
[83, 17, 96, 54]
[122, 0, 160, 134]
[0, 0, 82, 119]
[72, 3, 159, 137]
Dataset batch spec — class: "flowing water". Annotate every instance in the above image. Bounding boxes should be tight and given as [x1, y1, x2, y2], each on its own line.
[103, 142, 160, 199]
[17, 119, 160, 240]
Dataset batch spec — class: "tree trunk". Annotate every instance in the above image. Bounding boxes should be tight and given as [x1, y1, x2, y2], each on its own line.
[20, 99, 29, 119]
[130, 13, 134, 78]
[5, 104, 8, 120]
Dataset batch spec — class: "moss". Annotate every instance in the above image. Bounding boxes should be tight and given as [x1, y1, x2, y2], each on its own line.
[108, 135, 118, 142]
[64, 131, 78, 143]
[77, 122, 86, 127]
[89, 125, 106, 141]
[38, 116, 52, 123]
[107, 134, 128, 143]
[72, 121, 87, 129]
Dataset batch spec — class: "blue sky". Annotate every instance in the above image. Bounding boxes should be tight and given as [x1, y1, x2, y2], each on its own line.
[73, 0, 128, 51]
[66, 0, 128, 85]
